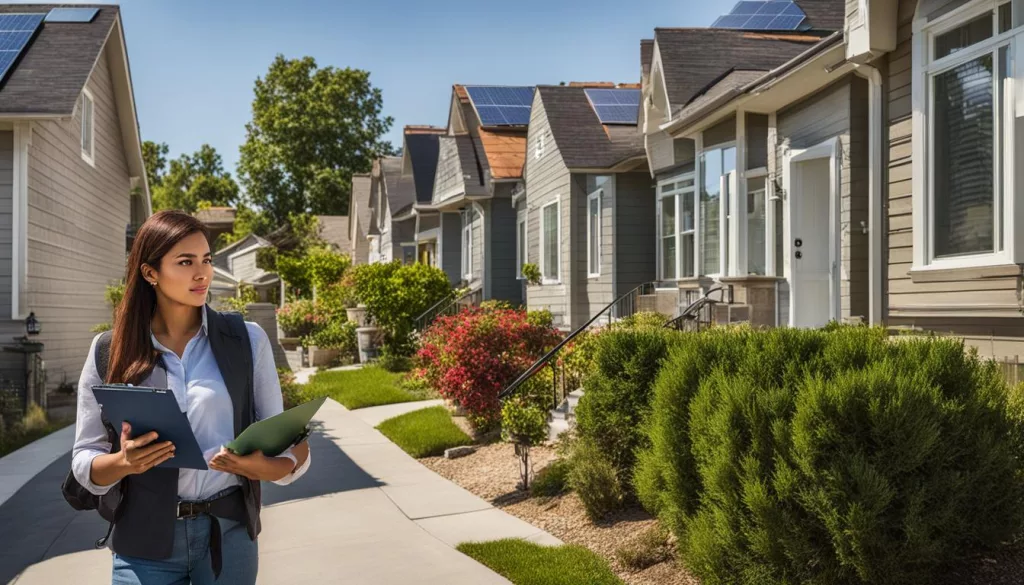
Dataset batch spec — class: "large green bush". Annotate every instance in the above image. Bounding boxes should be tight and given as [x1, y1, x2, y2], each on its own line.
[351, 261, 451, 354]
[634, 326, 1024, 585]
[572, 327, 677, 497]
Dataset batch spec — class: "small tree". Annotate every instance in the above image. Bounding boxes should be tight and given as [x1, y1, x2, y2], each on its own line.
[501, 397, 549, 491]
[217, 282, 259, 316]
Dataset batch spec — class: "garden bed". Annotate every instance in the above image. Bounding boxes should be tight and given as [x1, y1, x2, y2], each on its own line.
[422, 443, 698, 585]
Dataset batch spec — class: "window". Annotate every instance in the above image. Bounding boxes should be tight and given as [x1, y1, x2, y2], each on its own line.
[748, 177, 767, 275]
[700, 146, 736, 276]
[918, 0, 1018, 268]
[657, 175, 696, 280]
[517, 213, 527, 278]
[80, 89, 95, 165]
[462, 209, 474, 280]
[541, 200, 560, 283]
[588, 189, 602, 277]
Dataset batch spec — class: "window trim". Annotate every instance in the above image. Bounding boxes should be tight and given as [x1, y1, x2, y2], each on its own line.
[462, 209, 474, 281]
[516, 211, 527, 279]
[913, 0, 1020, 271]
[80, 88, 95, 167]
[656, 172, 697, 281]
[587, 189, 602, 278]
[540, 199, 561, 285]
[700, 140, 737, 279]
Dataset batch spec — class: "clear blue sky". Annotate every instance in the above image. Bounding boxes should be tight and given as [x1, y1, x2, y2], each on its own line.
[15, 0, 724, 176]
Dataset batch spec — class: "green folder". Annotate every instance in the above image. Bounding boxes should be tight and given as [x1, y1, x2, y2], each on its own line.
[225, 396, 328, 457]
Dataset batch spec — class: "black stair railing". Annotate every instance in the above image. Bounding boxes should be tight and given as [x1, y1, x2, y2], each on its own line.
[497, 281, 659, 408]
[663, 285, 726, 332]
[414, 288, 480, 333]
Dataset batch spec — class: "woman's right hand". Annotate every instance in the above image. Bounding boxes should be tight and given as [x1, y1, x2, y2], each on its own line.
[119, 422, 175, 475]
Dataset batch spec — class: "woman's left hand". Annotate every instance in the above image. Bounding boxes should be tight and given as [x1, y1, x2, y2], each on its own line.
[208, 448, 292, 481]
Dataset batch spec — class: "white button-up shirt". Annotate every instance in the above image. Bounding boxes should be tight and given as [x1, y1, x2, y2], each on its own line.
[72, 310, 311, 500]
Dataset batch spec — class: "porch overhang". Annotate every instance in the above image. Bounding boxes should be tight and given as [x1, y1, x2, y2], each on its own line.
[567, 154, 649, 174]
[432, 193, 491, 213]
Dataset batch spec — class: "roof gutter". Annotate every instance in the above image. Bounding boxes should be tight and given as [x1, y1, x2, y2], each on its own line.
[568, 154, 648, 174]
[660, 31, 844, 135]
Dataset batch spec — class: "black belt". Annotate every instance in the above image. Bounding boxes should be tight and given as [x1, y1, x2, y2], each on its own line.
[177, 487, 247, 580]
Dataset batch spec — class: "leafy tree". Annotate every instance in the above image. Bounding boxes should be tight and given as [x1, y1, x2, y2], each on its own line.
[152, 144, 240, 214]
[237, 54, 396, 225]
[142, 140, 169, 188]
[217, 203, 274, 249]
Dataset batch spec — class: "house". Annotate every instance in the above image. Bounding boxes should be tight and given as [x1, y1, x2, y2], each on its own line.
[316, 215, 350, 256]
[642, 1, 851, 328]
[349, 174, 372, 265]
[210, 234, 280, 305]
[398, 126, 455, 278]
[431, 85, 529, 304]
[370, 156, 417, 264]
[194, 206, 236, 249]
[521, 81, 655, 330]
[0, 5, 151, 390]
[847, 0, 1023, 359]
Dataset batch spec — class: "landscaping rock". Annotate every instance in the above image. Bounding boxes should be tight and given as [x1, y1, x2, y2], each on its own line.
[444, 446, 477, 459]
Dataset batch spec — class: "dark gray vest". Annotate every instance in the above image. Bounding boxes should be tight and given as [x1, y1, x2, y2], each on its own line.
[99, 306, 262, 560]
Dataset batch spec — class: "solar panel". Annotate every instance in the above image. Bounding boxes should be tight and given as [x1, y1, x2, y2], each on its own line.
[45, 8, 99, 23]
[584, 89, 641, 125]
[710, 0, 808, 31]
[465, 86, 535, 126]
[0, 13, 45, 85]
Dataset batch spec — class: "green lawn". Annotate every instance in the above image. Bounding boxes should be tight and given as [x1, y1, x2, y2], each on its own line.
[376, 406, 471, 458]
[457, 539, 624, 585]
[303, 366, 419, 410]
[0, 419, 73, 458]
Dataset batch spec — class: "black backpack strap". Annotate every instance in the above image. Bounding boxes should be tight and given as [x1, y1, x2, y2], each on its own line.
[221, 312, 256, 417]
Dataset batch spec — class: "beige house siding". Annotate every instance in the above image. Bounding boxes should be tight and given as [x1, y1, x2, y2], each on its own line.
[25, 42, 135, 387]
[777, 75, 870, 323]
[884, 0, 1024, 357]
[524, 93, 572, 328]
[575, 174, 614, 330]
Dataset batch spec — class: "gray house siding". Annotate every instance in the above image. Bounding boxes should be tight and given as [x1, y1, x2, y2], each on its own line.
[573, 174, 613, 329]
[524, 93, 571, 328]
[440, 212, 462, 285]
[433, 137, 466, 203]
[777, 76, 868, 322]
[24, 42, 137, 388]
[468, 204, 485, 288]
[488, 197, 522, 304]
[0, 132, 12, 318]
[747, 113, 770, 169]
[614, 172, 657, 303]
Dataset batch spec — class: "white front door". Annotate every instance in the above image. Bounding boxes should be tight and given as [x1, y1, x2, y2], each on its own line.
[790, 157, 834, 328]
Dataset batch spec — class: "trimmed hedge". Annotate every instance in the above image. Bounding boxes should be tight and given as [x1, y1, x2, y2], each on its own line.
[634, 326, 1024, 584]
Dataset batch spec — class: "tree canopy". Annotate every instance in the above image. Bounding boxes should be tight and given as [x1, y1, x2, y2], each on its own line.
[147, 143, 240, 214]
[237, 55, 396, 226]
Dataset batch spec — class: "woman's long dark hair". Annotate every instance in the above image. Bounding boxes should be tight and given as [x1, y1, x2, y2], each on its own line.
[106, 210, 210, 384]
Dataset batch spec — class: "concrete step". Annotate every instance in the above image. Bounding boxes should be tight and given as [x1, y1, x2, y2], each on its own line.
[547, 417, 570, 443]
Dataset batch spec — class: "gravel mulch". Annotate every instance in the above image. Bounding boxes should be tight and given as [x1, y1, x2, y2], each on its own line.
[421, 443, 699, 585]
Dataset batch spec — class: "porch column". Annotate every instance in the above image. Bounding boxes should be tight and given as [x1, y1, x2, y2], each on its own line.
[731, 110, 748, 276]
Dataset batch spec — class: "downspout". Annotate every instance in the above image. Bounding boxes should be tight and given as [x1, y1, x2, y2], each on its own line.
[852, 63, 884, 326]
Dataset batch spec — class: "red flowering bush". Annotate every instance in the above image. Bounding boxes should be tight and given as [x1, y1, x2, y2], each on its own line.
[276, 299, 329, 339]
[417, 306, 561, 430]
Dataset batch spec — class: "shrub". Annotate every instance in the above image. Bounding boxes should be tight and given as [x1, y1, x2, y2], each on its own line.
[615, 525, 672, 571]
[278, 369, 305, 410]
[399, 369, 438, 401]
[573, 327, 677, 497]
[351, 262, 451, 354]
[378, 345, 413, 373]
[502, 396, 550, 490]
[526, 308, 554, 329]
[417, 305, 561, 430]
[568, 437, 624, 521]
[616, 311, 670, 330]
[302, 319, 357, 355]
[531, 458, 571, 498]
[636, 326, 1024, 585]
[276, 299, 325, 339]
[21, 403, 48, 434]
[521, 263, 541, 286]
[217, 281, 259, 316]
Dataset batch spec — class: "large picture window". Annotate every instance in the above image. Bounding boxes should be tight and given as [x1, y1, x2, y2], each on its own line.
[657, 175, 696, 280]
[700, 146, 736, 276]
[541, 200, 560, 283]
[919, 0, 1017, 267]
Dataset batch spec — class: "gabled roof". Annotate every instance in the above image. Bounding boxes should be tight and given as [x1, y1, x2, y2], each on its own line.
[317, 215, 349, 252]
[654, 28, 824, 114]
[404, 127, 444, 204]
[641, 39, 654, 78]
[194, 206, 236, 226]
[449, 84, 529, 181]
[794, 0, 845, 31]
[537, 86, 645, 170]
[381, 155, 414, 215]
[214, 232, 271, 259]
[351, 174, 372, 239]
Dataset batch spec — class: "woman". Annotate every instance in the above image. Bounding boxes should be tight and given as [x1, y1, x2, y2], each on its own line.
[72, 210, 311, 585]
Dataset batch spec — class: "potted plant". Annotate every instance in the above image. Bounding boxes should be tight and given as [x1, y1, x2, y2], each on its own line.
[340, 273, 370, 327]
[521, 263, 542, 287]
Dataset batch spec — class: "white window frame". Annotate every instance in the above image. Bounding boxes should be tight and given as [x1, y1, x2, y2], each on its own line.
[699, 141, 737, 279]
[516, 212, 527, 278]
[587, 189, 602, 278]
[80, 88, 95, 167]
[462, 209, 474, 280]
[913, 0, 1021, 272]
[656, 173, 698, 281]
[540, 199, 561, 284]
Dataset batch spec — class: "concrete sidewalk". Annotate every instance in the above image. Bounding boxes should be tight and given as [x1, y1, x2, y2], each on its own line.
[1, 399, 559, 584]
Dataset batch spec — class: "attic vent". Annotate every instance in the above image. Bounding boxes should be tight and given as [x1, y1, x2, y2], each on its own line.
[45, 8, 98, 23]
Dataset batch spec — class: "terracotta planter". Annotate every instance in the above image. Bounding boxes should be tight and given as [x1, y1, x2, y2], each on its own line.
[346, 305, 370, 328]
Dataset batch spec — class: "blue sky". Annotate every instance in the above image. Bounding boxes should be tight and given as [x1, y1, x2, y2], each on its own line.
[16, 0, 723, 176]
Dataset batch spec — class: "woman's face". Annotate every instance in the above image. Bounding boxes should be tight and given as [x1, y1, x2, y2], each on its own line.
[142, 231, 213, 307]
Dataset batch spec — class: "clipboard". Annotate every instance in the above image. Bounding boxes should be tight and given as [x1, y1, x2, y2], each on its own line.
[225, 396, 327, 457]
[92, 385, 208, 470]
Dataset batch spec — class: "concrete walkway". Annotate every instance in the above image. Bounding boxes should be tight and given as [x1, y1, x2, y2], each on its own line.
[0, 399, 560, 584]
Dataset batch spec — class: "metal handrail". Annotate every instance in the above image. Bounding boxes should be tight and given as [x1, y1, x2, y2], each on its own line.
[497, 281, 658, 402]
[414, 288, 478, 332]
[663, 285, 725, 331]
[414, 291, 457, 329]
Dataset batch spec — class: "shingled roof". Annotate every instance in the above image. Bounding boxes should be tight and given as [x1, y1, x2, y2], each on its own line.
[654, 28, 824, 114]
[381, 156, 414, 215]
[404, 128, 443, 204]
[794, 0, 845, 31]
[536, 86, 645, 170]
[0, 5, 118, 114]
[351, 174, 373, 239]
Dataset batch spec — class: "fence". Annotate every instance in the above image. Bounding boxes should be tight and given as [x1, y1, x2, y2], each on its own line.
[996, 355, 1023, 387]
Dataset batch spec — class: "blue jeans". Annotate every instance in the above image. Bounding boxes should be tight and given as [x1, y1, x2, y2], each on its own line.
[111, 515, 258, 585]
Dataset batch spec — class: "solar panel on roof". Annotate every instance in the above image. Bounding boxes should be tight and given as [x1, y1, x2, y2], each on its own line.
[465, 86, 534, 126]
[45, 8, 99, 23]
[584, 89, 641, 125]
[710, 0, 808, 31]
[0, 13, 45, 85]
